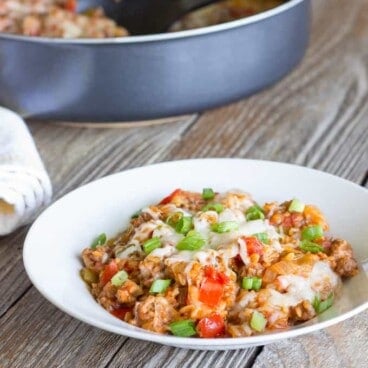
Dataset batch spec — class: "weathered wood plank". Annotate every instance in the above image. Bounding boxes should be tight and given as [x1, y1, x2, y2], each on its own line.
[28, 116, 197, 198]
[108, 339, 260, 368]
[253, 309, 368, 368]
[0, 288, 128, 368]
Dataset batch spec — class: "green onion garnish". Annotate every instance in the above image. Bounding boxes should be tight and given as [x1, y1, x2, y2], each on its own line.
[288, 199, 305, 213]
[211, 221, 239, 233]
[91, 233, 107, 249]
[252, 277, 262, 291]
[242, 277, 254, 290]
[245, 205, 265, 221]
[313, 293, 334, 314]
[143, 237, 162, 254]
[150, 279, 171, 294]
[301, 225, 324, 241]
[202, 188, 215, 200]
[169, 320, 197, 337]
[175, 216, 193, 234]
[176, 231, 205, 251]
[131, 209, 142, 219]
[299, 240, 324, 253]
[111, 270, 128, 287]
[242, 276, 262, 291]
[254, 232, 270, 244]
[202, 203, 224, 213]
[250, 311, 267, 332]
[167, 212, 183, 228]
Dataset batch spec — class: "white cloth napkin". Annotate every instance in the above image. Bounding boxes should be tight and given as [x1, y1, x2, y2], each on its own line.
[0, 107, 52, 235]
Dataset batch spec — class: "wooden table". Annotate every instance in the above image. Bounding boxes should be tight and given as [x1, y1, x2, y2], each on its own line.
[1, 0, 368, 367]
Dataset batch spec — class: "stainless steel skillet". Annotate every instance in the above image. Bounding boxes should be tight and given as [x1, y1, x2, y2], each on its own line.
[0, 0, 310, 122]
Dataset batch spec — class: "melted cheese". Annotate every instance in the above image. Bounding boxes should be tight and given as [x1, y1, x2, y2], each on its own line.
[152, 223, 184, 246]
[130, 220, 158, 244]
[238, 291, 257, 309]
[150, 246, 176, 258]
[269, 261, 340, 308]
[310, 261, 339, 290]
[218, 208, 245, 223]
[166, 250, 195, 264]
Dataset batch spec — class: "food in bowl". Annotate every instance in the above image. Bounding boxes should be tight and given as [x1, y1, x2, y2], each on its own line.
[80, 188, 358, 338]
[0, 0, 128, 37]
[170, 0, 285, 31]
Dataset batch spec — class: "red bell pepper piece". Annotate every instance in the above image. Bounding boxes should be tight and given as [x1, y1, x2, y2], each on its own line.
[243, 236, 264, 256]
[111, 307, 132, 320]
[199, 266, 229, 307]
[64, 0, 77, 12]
[159, 189, 182, 205]
[100, 260, 118, 286]
[197, 314, 225, 338]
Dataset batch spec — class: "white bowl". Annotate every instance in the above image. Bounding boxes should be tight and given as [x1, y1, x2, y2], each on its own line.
[23, 159, 368, 350]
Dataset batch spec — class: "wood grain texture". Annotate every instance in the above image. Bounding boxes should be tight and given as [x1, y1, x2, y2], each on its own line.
[0, 0, 367, 367]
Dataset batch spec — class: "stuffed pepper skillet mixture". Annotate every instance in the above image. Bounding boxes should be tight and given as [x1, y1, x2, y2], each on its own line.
[81, 189, 359, 338]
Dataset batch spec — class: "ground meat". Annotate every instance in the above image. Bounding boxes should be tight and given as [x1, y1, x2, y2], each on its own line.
[116, 280, 143, 305]
[240, 262, 264, 278]
[97, 282, 119, 311]
[82, 245, 111, 273]
[227, 323, 253, 337]
[327, 239, 359, 277]
[262, 245, 281, 266]
[165, 261, 188, 286]
[132, 295, 179, 333]
[139, 256, 165, 286]
[289, 300, 316, 322]
[130, 212, 153, 229]
[110, 224, 135, 248]
[0, 0, 128, 38]
[167, 190, 206, 212]
[265, 201, 328, 233]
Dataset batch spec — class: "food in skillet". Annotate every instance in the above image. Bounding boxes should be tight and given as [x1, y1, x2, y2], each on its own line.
[0, 0, 286, 38]
[80, 188, 359, 338]
[170, 0, 285, 32]
[0, 0, 128, 38]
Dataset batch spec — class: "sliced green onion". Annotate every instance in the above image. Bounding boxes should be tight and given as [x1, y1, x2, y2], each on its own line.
[211, 221, 239, 233]
[175, 216, 193, 234]
[250, 311, 267, 332]
[301, 225, 324, 241]
[143, 237, 162, 254]
[111, 270, 128, 287]
[150, 279, 171, 294]
[288, 199, 305, 213]
[245, 205, 265, 221]
[254, 232, 270, 244]
[167, 212, 183, 228]
[202, 203, 224, 213]
[202, 188, 215, 200]
[299, 240, 324, 254]
[313, 293, 334, 314]
[131, 209, 142, 219]
[176, 231, 205, 251]
[242, 277, 254, 290]
[91, 233, 107, 249]
[169, 320, 197, 337]
[252, 278, 262, 291]
[242, 276, 262, 291]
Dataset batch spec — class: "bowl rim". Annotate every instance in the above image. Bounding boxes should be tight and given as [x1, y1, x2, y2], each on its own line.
[0, 0, 305, 45]
[23, 158, 368, 349]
